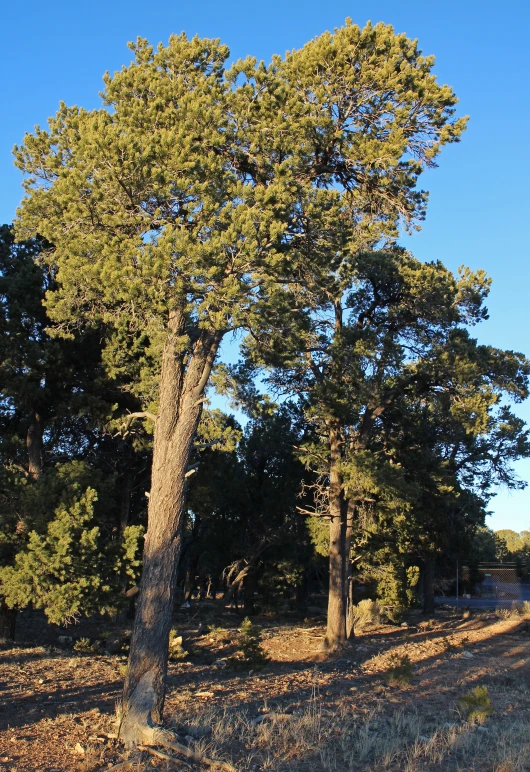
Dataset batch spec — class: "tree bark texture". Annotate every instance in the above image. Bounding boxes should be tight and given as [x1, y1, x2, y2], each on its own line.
[27, 410, 44, 480]
[119, 311, 221, 746]
[345, 500, 355, 640]
[423, 558, 436, 615]
[0, 598, 16, 642]
[325, 421, 348, 650]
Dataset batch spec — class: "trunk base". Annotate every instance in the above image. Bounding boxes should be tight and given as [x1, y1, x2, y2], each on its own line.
[118, 670, 159, 748]
[0, 601, 16, 642]
[321, 636, 354, 654]
[118, 686, 236, 771]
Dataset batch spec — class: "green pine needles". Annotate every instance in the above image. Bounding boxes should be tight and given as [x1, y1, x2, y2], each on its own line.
[458, 685, 493, 724]
[233, 617, 270, 671]
[385, 653, 414, 686]
[0, 471, 144, 626]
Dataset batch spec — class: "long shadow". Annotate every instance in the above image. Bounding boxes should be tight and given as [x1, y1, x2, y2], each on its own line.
[164, 615, 530, 725]
[0, 667, 122, 731]
[1, 613, 528, 737]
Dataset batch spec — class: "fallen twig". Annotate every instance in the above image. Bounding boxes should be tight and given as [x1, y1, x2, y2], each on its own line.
[139, 745, 193, 768]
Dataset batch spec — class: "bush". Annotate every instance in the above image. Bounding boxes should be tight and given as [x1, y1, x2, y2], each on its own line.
[352, 599, 380, 632]
[231, 617, 270, 671]
[385, 653, 413, 686]
[73, 637, 99, 654]
[458, 685, 493, 724]
[510, 600, 530, 617]
[168, 628, 188, 660]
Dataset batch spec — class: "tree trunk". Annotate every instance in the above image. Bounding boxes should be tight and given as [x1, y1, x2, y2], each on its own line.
[325, 421, 348, 650]
[0, 598, 16, 642]
[345, 500, 355, 640]
[27, 410, 44, 480]
[243, 569, 257, 616]
[119, 467, 134, 537]
[119, 313, 221, 746]
[423, 558, 435, 615]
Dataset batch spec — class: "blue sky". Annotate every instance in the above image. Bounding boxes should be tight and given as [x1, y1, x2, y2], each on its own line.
[2, 0, 529, 531]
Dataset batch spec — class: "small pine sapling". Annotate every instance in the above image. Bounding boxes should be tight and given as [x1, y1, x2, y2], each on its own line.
[385, 653, 414, 686]
[458, 685, 493, 724]
[233, 617, 270, 670]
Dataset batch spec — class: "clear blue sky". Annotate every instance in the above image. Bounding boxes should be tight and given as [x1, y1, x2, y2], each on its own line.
[2, 0, 529, 531]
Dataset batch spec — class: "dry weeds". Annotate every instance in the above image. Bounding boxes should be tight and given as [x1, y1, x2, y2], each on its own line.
[2, 608, 530, 770]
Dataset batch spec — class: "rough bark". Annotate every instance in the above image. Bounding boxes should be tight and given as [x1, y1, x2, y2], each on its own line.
[27, 410, 44, 480]
[324, 421, 348, 650]
[0, 598, 16, 642]
[422, 558, 436, 615]
[345, 500, 355, 640]
[119, 467, 134, 537]
[119, 312, 221, 746]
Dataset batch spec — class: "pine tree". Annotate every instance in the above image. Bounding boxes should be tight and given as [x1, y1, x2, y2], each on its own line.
[243, 248, 529, 646]
[0, 226, 146, 636]
[14, 23, 466, 742]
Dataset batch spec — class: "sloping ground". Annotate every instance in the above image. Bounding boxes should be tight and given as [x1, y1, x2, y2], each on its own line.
[1, 609, 530, 771]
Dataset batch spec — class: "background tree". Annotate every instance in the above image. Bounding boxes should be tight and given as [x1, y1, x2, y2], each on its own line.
[185, 403, 315, 614]
[243, 247, 528, 645]
[0, 225, 147, 638]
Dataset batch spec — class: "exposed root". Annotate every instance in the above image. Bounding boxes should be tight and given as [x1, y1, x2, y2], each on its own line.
[131, 725, 237, 771]
[120, 670, 237, 770]
[138, 744, 193, 768]
[151, 729, 237, 771]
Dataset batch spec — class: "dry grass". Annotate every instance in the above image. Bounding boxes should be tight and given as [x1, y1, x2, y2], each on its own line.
[3, 608, 530, 770]
[169, 691, 530, 771]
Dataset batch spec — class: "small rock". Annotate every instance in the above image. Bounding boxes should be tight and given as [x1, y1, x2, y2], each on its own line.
[180, 601, 191, 609]
[57, 635, 74, 647]
[401, 623, 408, 628]
[476, 725, 488, 732]
[462, 650, 474, 659]
[74, 743, 85, 756]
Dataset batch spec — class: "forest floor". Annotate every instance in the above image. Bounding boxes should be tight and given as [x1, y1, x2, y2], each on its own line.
[1, 603, 530, 771]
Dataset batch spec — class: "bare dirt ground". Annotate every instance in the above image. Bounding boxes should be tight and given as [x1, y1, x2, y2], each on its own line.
[1, 605, 530, 771]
